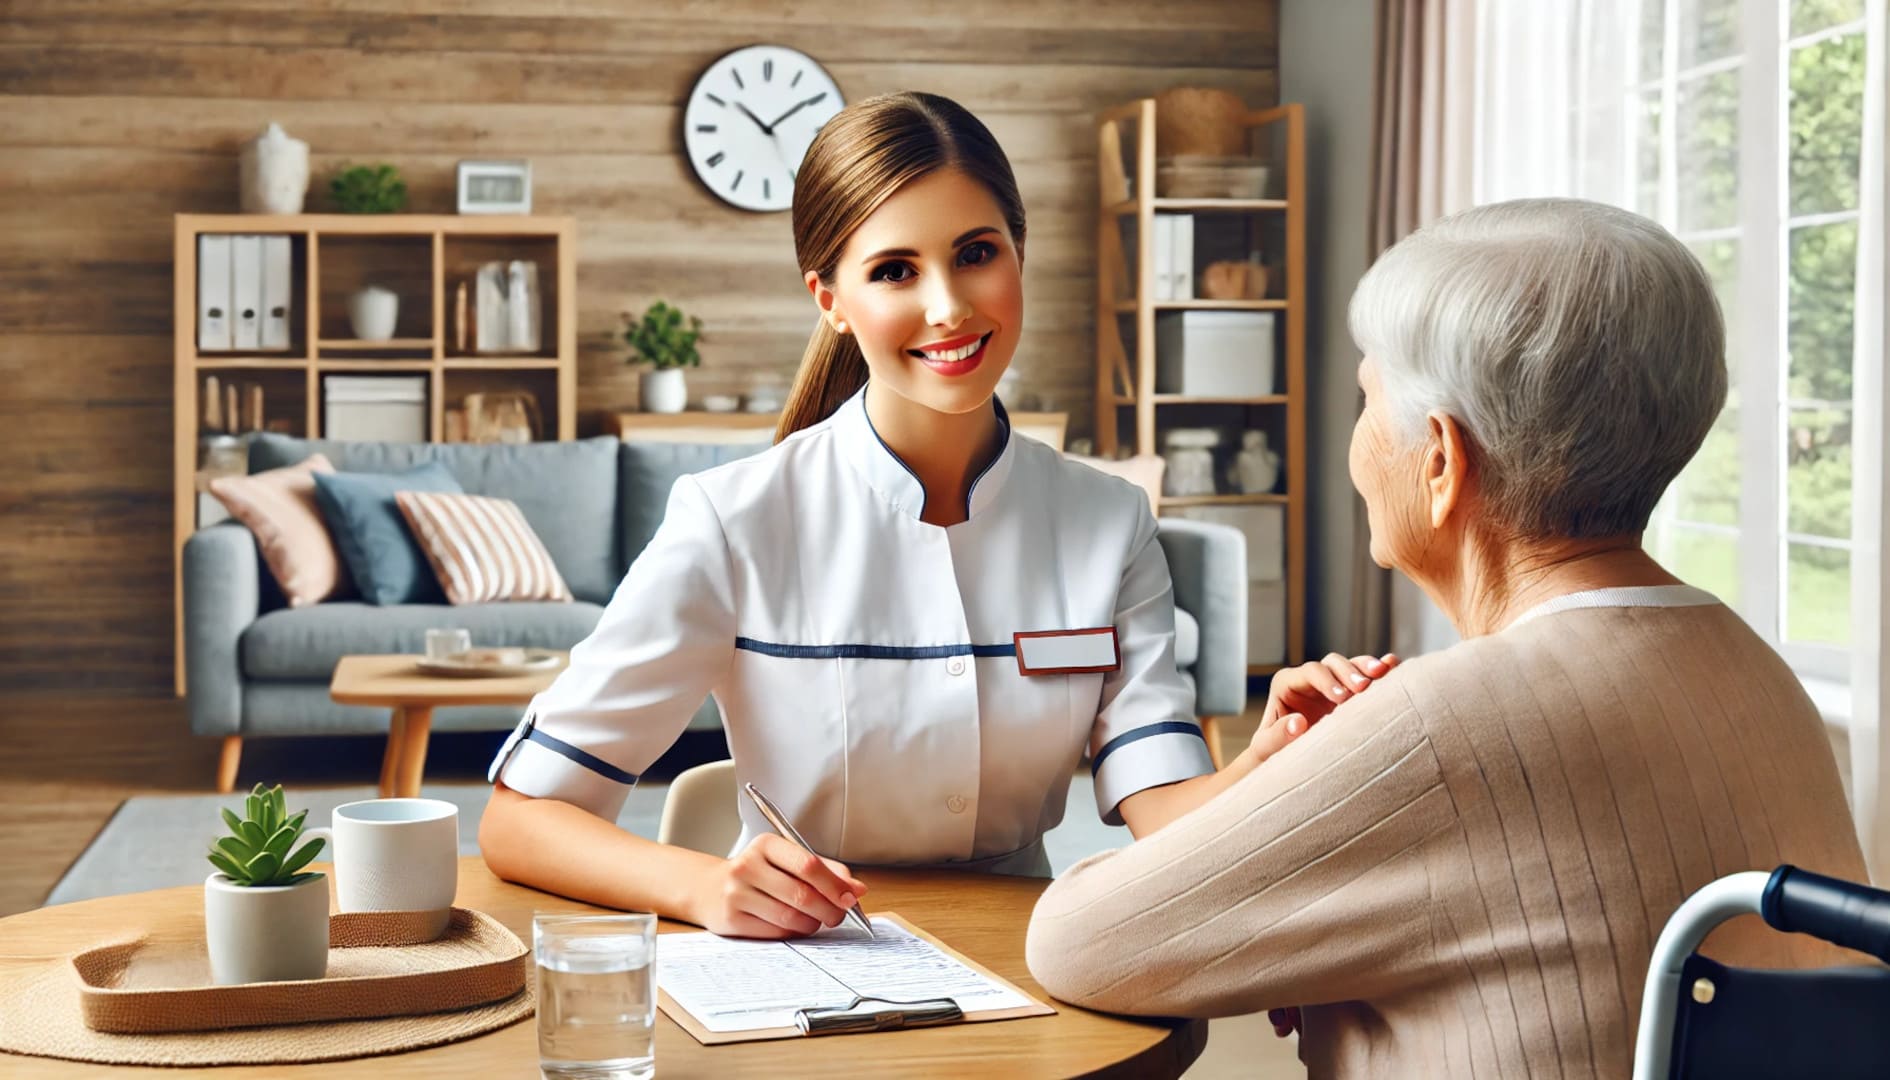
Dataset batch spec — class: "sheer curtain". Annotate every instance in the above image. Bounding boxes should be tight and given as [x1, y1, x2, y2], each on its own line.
[1351, 0, 1479, 659]
[1848, 0, 1887, 881]
[1468, 0, 1889, 880]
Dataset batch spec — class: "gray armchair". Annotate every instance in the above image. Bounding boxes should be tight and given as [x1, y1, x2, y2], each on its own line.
[185, 435, 1248, 789]
[1155, 517, 1250, 763]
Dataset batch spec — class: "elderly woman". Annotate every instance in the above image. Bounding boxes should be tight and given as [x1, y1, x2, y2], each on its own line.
[1025, 199, 1866, 1077]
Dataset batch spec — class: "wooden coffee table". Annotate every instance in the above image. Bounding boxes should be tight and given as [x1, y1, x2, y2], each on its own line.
[328, 653, 567, 798]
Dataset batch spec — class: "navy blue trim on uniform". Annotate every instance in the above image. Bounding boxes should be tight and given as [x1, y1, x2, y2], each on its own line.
[525, 727, 639, 786]
[736, 637, 1016, 660]
[860, 398, 929, 518]
[1089, 721, 1209, 776]
[963, 396, 1013, 517]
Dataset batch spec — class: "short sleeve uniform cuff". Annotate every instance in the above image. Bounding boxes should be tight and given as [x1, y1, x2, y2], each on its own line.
[488, 712, 638, 822]
[1091, 720, 1215, 826]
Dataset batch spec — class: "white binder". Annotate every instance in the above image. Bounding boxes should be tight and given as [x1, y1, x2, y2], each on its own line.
[231, 235, 262, 350]
[261, 235, 292, 351]
[197, 234, 232, 351]
[1152, 215, 1174, 301]
[1172, 214, 1194, 300]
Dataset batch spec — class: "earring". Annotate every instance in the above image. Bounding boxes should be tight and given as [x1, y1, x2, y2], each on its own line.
[834, 320, 849, 334]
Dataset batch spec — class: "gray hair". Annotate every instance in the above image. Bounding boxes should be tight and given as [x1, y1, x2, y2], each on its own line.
[1347, 197, 1727, 539]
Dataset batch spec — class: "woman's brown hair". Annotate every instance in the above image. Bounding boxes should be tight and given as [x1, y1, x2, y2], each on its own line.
[774, 91, 1027, 443]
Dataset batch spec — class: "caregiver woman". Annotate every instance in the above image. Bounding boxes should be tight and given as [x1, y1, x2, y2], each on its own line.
[480, 91, 1295, 939]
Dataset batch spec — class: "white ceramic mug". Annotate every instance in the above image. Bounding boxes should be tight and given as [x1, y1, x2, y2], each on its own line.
[304, 797, 458, 939]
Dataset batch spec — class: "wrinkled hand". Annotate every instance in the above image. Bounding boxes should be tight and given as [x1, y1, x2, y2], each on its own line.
[692, 833, 868, 939]
[1265, 652, 1398, 728]
[1269, 1006, 1302, 1038]
[1246, 653, 1399, 765]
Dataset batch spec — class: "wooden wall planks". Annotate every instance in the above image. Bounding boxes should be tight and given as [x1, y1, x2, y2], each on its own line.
[0, 0, 1277, 694]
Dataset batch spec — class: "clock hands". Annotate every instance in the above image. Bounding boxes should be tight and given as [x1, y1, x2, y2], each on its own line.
[764, 92, 829, 133]
[730, 92, 828, 137]
[733, 101, 774, 135]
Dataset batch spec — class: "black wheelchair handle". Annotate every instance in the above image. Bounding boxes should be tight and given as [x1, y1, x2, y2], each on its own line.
[1760, 864, 1890, 963]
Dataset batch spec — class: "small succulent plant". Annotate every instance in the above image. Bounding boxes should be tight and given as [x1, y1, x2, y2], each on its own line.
[207, 783, 326, 887]
[329, 163, 408, 213]
[619, 300, 704, 370]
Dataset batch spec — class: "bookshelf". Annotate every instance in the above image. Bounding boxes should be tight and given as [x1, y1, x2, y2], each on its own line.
[170, 213, 578, 693]
[1093, 101, 1307, 679]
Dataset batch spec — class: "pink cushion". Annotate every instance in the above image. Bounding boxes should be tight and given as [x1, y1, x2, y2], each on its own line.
[1067, 454, 1166, 516]
[208, 455, 353, 607]
[395, 491, 573, 605]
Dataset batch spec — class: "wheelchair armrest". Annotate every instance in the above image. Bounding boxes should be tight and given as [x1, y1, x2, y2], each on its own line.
[1763, 864, 1890, 963]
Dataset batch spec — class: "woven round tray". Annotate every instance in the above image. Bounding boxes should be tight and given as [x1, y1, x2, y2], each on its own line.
[0, 908, 535, 1067]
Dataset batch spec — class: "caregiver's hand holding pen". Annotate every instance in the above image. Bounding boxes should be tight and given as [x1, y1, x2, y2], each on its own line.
[688, 833, 868, 939]
[687, 792, 870, 941]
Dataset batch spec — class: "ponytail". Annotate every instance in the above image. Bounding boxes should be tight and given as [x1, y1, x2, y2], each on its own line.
[774, 320, 869, 443]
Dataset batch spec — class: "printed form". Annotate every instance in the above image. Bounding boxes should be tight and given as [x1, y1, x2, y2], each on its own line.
[658, 916, 1031, 1032]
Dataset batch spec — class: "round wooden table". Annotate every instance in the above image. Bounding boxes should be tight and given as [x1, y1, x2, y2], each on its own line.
[1, 856, 1205, 1078]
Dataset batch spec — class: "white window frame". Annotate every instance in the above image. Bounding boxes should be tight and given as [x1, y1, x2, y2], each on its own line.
[1606, 1, 1876, 685]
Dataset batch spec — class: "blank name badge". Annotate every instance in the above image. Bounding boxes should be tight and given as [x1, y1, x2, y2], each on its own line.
[1013, 628, 1121, 676]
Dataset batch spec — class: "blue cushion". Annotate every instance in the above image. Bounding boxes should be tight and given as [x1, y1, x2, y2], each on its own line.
[618, 441, 771, 569]
[251, 433, 622, 604]
[313, 463, 463, 605]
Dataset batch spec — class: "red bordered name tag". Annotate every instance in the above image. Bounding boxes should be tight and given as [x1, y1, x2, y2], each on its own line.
[1014, 627, 1121, 676]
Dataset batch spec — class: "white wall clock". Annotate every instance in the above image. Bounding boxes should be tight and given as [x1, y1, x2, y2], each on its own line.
[683, 44, 845, 213]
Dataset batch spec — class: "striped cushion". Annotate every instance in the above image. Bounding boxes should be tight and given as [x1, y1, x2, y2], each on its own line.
[395, 491, 572, 605]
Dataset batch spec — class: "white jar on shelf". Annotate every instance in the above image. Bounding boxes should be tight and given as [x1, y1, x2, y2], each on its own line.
[347, 285, 399, 341]
[1161, 427, 1222, 497]
[238, 122, 309, 215]
[1230, 430, 1280, 494]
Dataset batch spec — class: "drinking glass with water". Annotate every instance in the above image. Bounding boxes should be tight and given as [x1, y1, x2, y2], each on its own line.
[534, 912, 657, 1080]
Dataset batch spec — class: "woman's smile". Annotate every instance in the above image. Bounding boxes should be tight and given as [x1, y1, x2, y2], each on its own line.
[908, 331, 994, 377]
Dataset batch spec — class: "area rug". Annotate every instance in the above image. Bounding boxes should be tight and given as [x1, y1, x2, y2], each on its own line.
[47, 776, 1129, 905]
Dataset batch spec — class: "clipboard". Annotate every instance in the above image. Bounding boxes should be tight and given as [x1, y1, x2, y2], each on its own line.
[657, 911, 1055, 1045]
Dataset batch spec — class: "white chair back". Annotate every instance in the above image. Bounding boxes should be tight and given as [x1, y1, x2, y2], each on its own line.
[657, 759, 741, 857]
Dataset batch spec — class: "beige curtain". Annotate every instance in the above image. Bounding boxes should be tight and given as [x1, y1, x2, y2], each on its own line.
[1348, 0, 1478, 656]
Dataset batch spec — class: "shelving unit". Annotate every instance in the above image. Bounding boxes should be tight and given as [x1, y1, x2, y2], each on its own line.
[1094, 100, 1306, 677]
[170, 213, 577, 693]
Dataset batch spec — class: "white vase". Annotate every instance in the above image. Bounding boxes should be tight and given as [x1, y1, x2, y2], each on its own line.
[1161, 427, 1223, 497]
[349, 286, 399, 341]
[1231, 430, 1281, 494]
[641, 368, 688, 414]
[238, 122, 309, 215]
[203, 872, 330, 985]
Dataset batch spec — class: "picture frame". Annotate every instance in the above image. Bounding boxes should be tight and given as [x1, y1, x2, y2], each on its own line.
[456, 159, 532, 214]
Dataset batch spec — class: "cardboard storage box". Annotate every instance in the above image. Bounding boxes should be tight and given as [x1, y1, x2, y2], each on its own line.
[324, 375, 427, 442]
[1155, 311, 1276, 397]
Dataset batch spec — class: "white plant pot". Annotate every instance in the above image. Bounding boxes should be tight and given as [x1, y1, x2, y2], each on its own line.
[204, 872, 330, 986]
[348, 286, 400, 341]
[641, 368, 688, 414]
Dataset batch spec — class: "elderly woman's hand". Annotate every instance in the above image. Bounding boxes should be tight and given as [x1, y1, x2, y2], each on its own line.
[1247, 653, 1401, 764]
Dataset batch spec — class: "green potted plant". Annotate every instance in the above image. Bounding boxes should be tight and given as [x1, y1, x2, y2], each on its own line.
[203, 783, 329, 985]
[329, 163, 408, 213]
[620, 300, 703, 414]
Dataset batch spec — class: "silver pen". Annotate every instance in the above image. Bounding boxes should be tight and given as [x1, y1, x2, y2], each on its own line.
[742, 781, 874, 938]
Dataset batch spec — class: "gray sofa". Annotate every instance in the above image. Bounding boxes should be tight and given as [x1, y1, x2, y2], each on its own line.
[185, 433, 1248, 789]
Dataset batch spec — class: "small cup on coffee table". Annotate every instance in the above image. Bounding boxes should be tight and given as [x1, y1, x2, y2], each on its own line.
[303, 798, 459, 940]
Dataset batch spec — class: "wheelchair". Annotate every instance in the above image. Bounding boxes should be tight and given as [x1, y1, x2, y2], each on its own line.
[1633, 864, 1890, 1079]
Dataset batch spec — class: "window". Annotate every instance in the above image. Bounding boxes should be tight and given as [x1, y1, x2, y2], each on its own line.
[1565, 0, 1878, 683]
